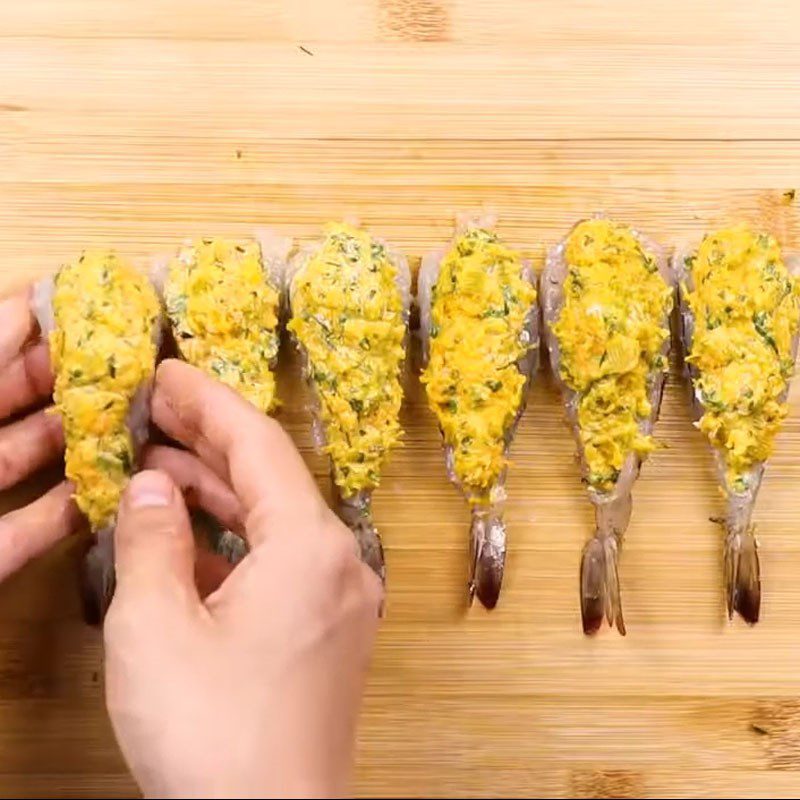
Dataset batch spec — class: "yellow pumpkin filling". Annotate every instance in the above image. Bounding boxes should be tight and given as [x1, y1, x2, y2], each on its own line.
[50, 251, 160, 530]
[165, 238, 281, 413]
[421, 228, 536, 499]
[552, 219, 672, 493]
[685, 225, 800, 491]
[288, 222, 406, 497]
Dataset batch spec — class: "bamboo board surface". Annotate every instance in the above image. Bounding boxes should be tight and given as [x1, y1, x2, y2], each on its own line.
[2, 1, 800, 797]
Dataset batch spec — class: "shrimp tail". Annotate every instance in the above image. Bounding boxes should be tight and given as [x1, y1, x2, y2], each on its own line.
[213, 529, 249, 565]
[335, 491, 386, 584]
[189, 508, 250, 565]
[580, 532, 626, 636]
[79, 527, 116, 626]
[351, 519, 385, 584]
[724, 526, 761, 624]
[468, 507, 506, 610]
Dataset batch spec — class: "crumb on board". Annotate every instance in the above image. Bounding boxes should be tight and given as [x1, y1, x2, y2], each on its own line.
[782, 189, 795, 204]
[299, 45, 314, 56]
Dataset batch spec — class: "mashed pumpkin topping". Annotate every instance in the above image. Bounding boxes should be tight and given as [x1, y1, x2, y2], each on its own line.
[288, 222, 406, 497]
[165, 238, 281, 413]
[50, 251, 160, 530]
[685, 225, 800, 491]
[422, 228, 536, 498]
[552, 219, 673, 493]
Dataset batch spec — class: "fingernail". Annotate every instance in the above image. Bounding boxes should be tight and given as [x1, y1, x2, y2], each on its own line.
[126, 470, 173, 509]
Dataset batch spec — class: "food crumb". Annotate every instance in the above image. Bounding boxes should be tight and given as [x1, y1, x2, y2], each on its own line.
[236, 149, 242, 160]
[782, 189, 796, 204]
[298, 45, 314, 56]
[751, 723, 769, 735]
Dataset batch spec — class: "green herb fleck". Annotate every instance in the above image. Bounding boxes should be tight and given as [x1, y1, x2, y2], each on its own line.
[732, 475, 749, 493]
[753, 310, 777, 352]
[700, 387, 725, 412]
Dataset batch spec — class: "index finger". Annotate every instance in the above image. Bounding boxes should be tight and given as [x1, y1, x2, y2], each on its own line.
[151, 360, 324, 542]
[0, 343, 53, 420]
[0, 482, 81, 582]
[0, 291, 37, 369]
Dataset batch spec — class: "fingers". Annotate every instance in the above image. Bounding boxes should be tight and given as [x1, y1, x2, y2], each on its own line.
[133, 448, 241, 599]
[0, 482, 81, 582]
[152, 360, 323, 547]
[112, 470, 202, 620]
[142, 445, 244, 534]
[0, 409, 63, 490]
[0, 343, 53, 420]
[0, 291, 36, 369]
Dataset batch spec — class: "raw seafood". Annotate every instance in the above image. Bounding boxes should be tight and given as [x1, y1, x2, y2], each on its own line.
[543, 217, 674, 635]
[286, 221, 409, 581]
[418, 215, 539, 609]
[32, 250, 162, 623]
[160, 232, 289, 413]
[158, 232, 291, 563]
[675, 225, 800, 623]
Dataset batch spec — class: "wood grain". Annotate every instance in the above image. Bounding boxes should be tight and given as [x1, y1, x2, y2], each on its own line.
[2, 0, 800, 797]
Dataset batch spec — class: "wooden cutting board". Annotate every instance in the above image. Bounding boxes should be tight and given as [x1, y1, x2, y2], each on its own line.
[2, 1, 800, 796]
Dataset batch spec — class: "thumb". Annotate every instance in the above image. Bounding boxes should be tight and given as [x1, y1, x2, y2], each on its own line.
[112, 469, 201, 617]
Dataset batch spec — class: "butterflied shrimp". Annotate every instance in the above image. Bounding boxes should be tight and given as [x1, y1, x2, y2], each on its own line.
[286, 221, 409, 582]
[32, 250, 162, 623]
[675, 225, 800, 624]
[418, 214, 539, 609]
[543, 217, 674, 635]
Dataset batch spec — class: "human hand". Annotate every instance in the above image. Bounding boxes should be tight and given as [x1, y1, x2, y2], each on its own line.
[104, 359, 383, 799]
[0, 290, 79, 578]
[0, 288, 244, 591]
